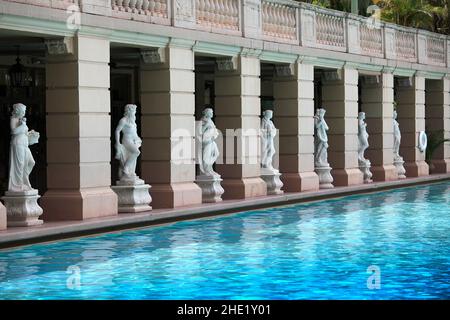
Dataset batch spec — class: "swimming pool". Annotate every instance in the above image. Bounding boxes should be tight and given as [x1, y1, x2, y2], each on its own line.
[0, 182, 449, 299]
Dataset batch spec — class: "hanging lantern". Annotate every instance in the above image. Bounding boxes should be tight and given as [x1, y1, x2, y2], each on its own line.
[8, 47, 28, 88]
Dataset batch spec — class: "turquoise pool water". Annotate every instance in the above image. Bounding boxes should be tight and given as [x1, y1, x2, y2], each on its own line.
[0, 182, 449, 299]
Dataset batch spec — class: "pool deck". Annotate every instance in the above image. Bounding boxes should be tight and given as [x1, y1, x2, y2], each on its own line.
[1, 173, 450, 248]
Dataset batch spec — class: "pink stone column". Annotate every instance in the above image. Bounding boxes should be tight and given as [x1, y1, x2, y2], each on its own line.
[360, 73, 398, 181]
[273, 63, 319, 192]
[41, 35, 118, 221]
[396, 76, 429, 177]
[425, 78, 450, 173]
[140, 45, 202, 208]
[322, 68, 364, 186]
[0, 203, 6, 230]
[214, 55, 267, 199]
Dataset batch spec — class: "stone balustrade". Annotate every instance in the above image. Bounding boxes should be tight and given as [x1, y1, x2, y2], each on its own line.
[111, 0, 170, 24]
[262, 0, 297, 43]
[196, 0, 240, 33]
[4, 0, 450, 67]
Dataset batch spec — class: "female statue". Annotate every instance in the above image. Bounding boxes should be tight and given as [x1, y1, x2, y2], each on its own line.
[115, 104, 142, 181]
[199, 107, 220, 176]
[261, 110, 277, 171]
[8, 103, 39, 192]
[393, 110, 401, 160]
[358, 112, 370, 163]
[314, 108, 330, 167]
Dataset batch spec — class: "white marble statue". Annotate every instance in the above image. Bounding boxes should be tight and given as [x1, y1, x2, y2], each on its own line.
[261, 109, 277, 171]
[115, 104, 142, 183]
[314, 108, 333, 189]
[112, 104, 151, 213]
[195, 107, 224, 202]
[393, 109, 406, 179]
[2, 103, 43, 227]
[199, 107, 220, 176]
[260, 109, 283, 194]
[358, 112, 370, 163]
[314, 108, 330, 168]
[393, 110, 401, 160]
[358, 112, 373, 183]
[8, 103, 39, 192]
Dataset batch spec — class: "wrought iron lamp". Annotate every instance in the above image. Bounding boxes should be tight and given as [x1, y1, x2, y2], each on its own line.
[8, 46, 28, 88]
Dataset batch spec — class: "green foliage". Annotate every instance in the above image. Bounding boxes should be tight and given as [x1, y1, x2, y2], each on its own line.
[298, 0, 450, 34]
[425, 130, 450, 163]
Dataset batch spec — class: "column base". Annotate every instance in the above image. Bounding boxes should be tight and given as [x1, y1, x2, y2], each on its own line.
[331, 168, 364, 187]
[150, 182, 202, 209]
[2, 190, 43, 227]
[261, 169, 284, 195]
[41, 187, 118, 221]
[111, 183, 152, 213]
[195, 174, 225, 203]
[371, 165, 398, 182]
[404, 161, 429, 177]
[281, 172, 319, 192]
[0, 203, 5, 230]
[222, 177, 267, 200]
[430, 159, 450, 174]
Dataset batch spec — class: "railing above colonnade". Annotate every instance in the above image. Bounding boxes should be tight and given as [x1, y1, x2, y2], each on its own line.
[4, 0, 450, 68]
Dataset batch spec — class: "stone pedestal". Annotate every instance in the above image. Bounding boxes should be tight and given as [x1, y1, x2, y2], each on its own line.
[2, 190, 43, 227]
[112, 179, 152, 213]
[394, 157, 407, 179]
[0, 203, 6, 230]
[261, 168, 284, 195]
[315, 166, 334, 189]
[359, 159, 373, 184]
[195, 174, 225, 203]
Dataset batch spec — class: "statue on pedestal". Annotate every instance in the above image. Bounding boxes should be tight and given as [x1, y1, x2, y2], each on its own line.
[2, 103, 43, 226]
[112, 104, 152, 213]
[358, 112, 373, 183]
[195, 107, 224, 202]
[115, 104, 143, 184]
[260, 109, 283, 195]
[393, 110, 406, 179]
[261, 109, 277, 172]
[198, 107, 220, 177]
[314, 108, 334, 189]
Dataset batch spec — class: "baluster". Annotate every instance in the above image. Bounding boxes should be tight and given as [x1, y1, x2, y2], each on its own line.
[161, 0, 167, 17]
[267, 4, 275, 36]
[123, 0, 130, 12]
[211, 0, 219, 27]
[223, 0, 230, 27]
[142, 0, 149, 14]
[204, 0, 211, 25]
[274, 4, 280, 36]
[129, 0, 137, 13]
[148, 0, 155, 16]
[232, 0, 238, 28]
[262, 3, 268, 34]
[197, 0, 203, 23]
[288, 8, 295, 38]
[278, 6, 287, 38]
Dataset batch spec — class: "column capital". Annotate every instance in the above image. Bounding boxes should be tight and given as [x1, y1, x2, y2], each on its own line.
[215, 57, 238, 72]
[45, 37, 74, 56]
[274, 64, 296, 77]
[140, 48, 166, 65]
[321, 69, 343, 83]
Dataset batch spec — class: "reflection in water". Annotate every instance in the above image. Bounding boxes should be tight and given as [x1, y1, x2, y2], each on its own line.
[0, 181, 449, 299]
